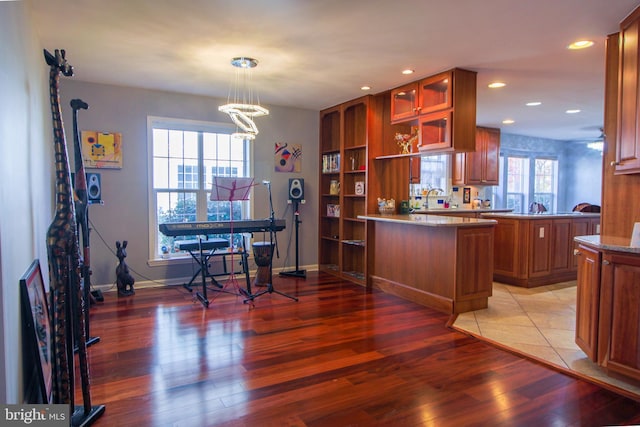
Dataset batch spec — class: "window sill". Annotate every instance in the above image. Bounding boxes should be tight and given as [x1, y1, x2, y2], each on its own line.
[147, 256, 192, 267]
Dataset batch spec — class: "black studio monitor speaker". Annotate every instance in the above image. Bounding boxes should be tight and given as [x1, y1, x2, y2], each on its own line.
[87, 172, 102, 202]
[288, 178, 304, 201]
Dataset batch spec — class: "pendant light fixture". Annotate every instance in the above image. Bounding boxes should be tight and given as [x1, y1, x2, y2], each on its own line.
[218, 57, 269, 140]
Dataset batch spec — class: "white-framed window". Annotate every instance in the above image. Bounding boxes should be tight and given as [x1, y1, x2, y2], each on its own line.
[148, 117, 251, 261]
[505, 156, 529, 213]
[495, 154, 558, 213]
[419, 154, 450, 192]
[533, 158, 558, 211]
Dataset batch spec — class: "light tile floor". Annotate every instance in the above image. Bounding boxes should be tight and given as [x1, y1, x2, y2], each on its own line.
[453, 281, 640, 398]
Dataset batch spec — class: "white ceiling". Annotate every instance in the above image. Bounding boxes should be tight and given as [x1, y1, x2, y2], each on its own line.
[28, 0, 640, 142]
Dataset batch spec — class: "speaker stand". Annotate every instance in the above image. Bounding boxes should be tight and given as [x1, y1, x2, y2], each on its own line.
[280, 199, 306, 278]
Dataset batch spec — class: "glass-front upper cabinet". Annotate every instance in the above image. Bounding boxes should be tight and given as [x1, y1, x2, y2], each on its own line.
[418, 110, 451, 152]
[390, 83, 419, 123]
[419, 71, 452, 114]
[390, 70, 453, 123]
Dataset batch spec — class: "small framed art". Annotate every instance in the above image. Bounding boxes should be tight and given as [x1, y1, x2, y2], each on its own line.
[463, 187, 471, 204]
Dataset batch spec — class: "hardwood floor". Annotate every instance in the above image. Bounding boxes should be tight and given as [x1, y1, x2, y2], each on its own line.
[80, 272, 640, 426]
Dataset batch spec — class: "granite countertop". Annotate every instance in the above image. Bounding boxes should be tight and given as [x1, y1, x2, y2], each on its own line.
[357, 213, 497, 228]
[412, 208, 513, 214]
[575, 235, 640, 254]
[481, 212, 601, 219]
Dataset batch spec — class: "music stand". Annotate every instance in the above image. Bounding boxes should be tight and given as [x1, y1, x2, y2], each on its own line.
[209, 176, 255, 301]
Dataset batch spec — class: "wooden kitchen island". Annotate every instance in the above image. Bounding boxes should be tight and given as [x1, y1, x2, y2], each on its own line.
[359, 214, 496, 314]
[481, 212, 600, 287]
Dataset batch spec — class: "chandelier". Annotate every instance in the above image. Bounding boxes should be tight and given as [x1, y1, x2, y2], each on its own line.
[218, 57, 269, 140]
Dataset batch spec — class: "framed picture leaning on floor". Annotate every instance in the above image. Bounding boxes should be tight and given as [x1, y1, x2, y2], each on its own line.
[20, 259, 52, 403]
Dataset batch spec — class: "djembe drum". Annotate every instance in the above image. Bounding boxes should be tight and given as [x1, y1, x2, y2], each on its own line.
[252, 241, 274, 287]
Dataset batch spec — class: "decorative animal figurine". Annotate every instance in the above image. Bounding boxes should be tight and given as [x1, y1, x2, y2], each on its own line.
[44, 48, 93, 410]
[116, 241, 135, 296]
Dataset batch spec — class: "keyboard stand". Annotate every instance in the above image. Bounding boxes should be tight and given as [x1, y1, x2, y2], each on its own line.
[177, 237, 251, 307]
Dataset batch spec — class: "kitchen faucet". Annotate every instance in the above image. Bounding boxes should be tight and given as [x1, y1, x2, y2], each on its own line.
[425, 187, 443, 209]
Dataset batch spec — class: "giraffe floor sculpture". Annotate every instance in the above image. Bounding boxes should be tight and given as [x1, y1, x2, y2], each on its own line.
[44, 48, 104, 426]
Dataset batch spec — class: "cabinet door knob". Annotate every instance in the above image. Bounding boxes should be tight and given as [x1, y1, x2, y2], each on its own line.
[602, 260, 610, 265]
[610, 161, 620, 166]
[573, 249, 580, 256]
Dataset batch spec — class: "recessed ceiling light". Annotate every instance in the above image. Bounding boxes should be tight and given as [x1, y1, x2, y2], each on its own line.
[488, 82, 506, 88]
[566, 109, 581, 114]
[568, 40, 594, 50]
[402, 69, 414, 75]
[361, 86, 371, 91]
[526, 101, 542, 106]
[502, 119, 515, 124]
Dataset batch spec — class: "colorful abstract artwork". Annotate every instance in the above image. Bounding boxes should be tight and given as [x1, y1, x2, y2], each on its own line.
[82, 131, 123, 169]
[274, 142, 302, 173]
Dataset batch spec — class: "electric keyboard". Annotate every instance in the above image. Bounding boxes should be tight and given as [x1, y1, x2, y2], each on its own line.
[159, 218, 286, 236]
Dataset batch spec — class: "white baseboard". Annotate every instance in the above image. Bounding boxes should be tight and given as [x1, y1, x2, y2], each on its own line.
[92, 263, 318, 293]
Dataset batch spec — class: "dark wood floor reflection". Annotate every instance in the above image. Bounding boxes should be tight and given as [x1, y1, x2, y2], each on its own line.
[82, 272, 640, 426]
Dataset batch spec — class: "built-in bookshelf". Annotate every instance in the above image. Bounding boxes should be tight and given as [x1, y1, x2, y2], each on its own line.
[318, 97, 372, 285]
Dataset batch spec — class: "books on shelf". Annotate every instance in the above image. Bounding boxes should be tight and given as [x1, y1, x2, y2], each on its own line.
[322, 153, 340, 173]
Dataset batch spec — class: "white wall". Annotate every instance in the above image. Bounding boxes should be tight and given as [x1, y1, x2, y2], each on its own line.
[0, 1, 53, 403]
[58, 80, 319, 287]
[564, 141, 604, 210]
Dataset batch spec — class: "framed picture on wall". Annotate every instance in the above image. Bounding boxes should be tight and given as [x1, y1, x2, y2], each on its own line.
[81, 130, 123, 169]
[20, 260, 52, 403]
[274, 142, 302, 172]
[463, 187, 471, 204]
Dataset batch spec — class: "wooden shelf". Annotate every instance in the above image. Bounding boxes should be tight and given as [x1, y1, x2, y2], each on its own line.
[343, 217, 365, 223]
[375, 152, 421, 160]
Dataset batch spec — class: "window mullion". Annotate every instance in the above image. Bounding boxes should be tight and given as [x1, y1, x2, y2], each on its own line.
[197, 132, 207, 221]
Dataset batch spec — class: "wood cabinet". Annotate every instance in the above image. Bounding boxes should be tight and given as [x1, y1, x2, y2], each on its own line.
[529, 220, 552, 277]
[453, 127, 500, 185]
[365, 216, 494, 314]
[388, 68, 477, 154]
[599, 251, 640, 381]
[319, 96, 381, 285]
[615, 7, 640, 174]
[602, 27, 640, 240]
[488, 214, 600, 287]
[571, 217, 600, 268]
[574, 244, 601, 360]
[574, 238, 640, 383]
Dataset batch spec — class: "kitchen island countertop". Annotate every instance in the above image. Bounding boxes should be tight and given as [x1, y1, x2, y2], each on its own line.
[481, 212, 600, 219]
[357, 213, 496, 227]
